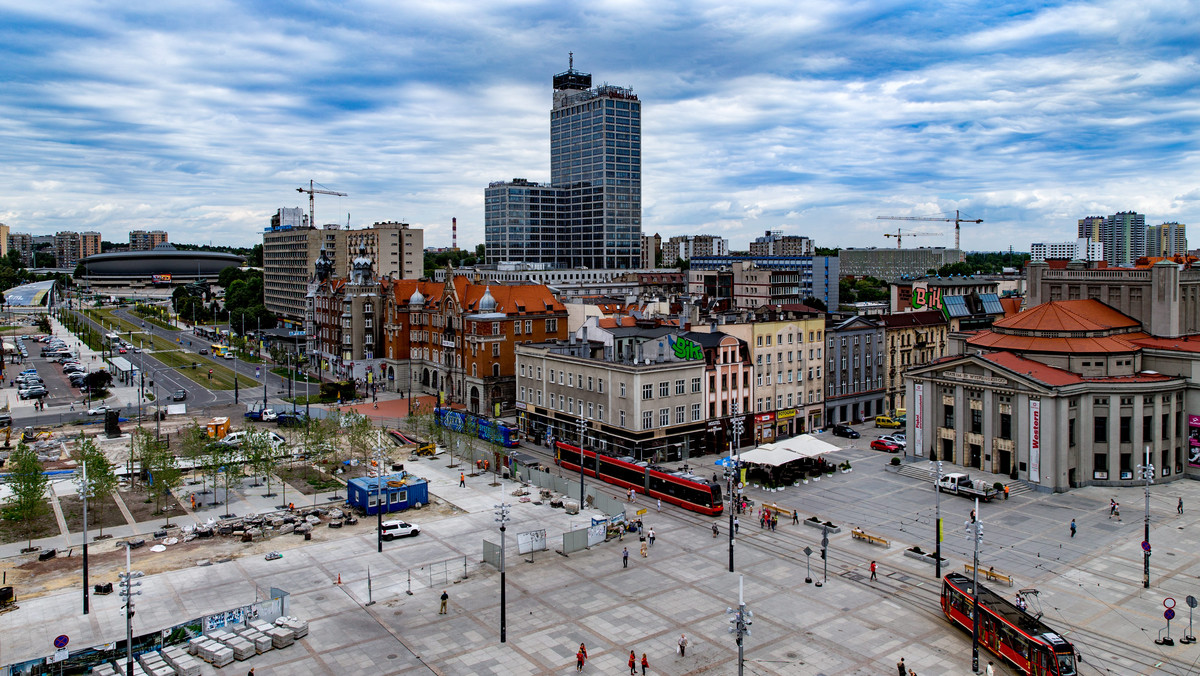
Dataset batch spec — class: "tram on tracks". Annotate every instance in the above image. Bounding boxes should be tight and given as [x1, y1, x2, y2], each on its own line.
[554, 441, 723, 516]
[435, 408, 520, 448]
[942, 572, 1077, 675]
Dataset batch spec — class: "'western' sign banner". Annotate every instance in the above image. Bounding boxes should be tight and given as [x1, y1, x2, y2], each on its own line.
[1028, 399, 1041, 483]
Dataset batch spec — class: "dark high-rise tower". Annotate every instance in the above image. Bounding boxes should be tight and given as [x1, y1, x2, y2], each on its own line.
[486, 56, 642, 269]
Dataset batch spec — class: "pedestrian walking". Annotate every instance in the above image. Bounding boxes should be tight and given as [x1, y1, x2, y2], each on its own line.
[640, 541, 647, 558]
[760, 512, 766, 529]
[792, 509, 799, 525]
[1179, 497, 1184, 515]
[576, 648, 585, 672]
[247, 669, 254, 676]
[579, 643, 587, 668]
[439, 590, 448, 614]
[771, 516, 778, 531]
[1109, 498, 1116, 519]
[985, 660, 995, 676]
[648, 528, 655, 547]
[870, 560, 878, 581]
[733, 517, 740, 534]
[712, 523, 719, 538]
[640, 653, 648, 675]
[1070, 519, 1077, 537]
[657, 498, 661, 512]
[1003, 485, 1009, 500]
[623, 547, 629, 568]
[1114, 503, 1121, 522]
[677, 634, 688, 657]
[190, 494, 196, 510]
[629, 650, 637, 675]
[459, 472, 466, 488]
[897, 657, 906, 676]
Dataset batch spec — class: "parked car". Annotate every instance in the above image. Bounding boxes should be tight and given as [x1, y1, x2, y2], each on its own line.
[219, 430, 287, 450]
[874, 415, 903, 429]
[830, 424, 860, 439]
[276, 412, 310, 428]
[87, 406, 108, 416]
[870, 439, 901, 453]
[19, 386, 48, 400]
[260, 409, 278, 422]
[879, 434, 907, 448]
[379, 520, 420, 540]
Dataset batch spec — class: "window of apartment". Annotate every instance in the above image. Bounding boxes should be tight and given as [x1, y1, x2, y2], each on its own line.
[675, 406, 685, 424]
[568, 373, 574, 387]
[519, 386, 525, 401]
[691, 377, 701, 393]
[765, 354, 771, 365]
[1068, 419, 1075, 447]
[1143, 415, 1152, 441]
[520, 364, 526, 377]
[537, 390, 543, 406]
[568, 397, 574, 412]
[545, 318, 558, 333]
[620, 410, 626, 427]
[643, 410, 653, 429]
[587, 376, 594, 391]
[588, 402, 594, 419]
[675, 379, 685, 395]
[766, 335, 772, 346]
[525, 320, 532, 334]
[515, 321, 522, 335]
[492, 322, 501, 336]
[660, 408, 670, 427]
[643, 384, 653, 399]
[549, 370, 556, 384]
[777, 370, 783, 384]
[1120, 416, 1132, 444]
[757, 336, 763, 347]
[492, 343, 500, 357]
[756, 354, 763, 365]
[598, 378, 604, 393]
[1162, 413, 1170, 440]
[471, 364, 478, 377]
[692, 403, 701, 421]
[659, 381, 669, 397]
[765, 373, 771, 385]
[620, 382, 627, 398]
[776, 394, 783, 409]
[1094, 416, 1108, 443]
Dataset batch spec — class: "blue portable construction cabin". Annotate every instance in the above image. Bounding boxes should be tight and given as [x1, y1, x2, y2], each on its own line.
[347, 472, 429, 516]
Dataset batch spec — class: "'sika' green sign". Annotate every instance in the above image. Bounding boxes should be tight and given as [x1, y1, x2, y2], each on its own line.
[669, 335, 704, 361]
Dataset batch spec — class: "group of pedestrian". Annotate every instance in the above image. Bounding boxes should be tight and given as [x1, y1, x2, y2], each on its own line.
[1108, 498, 1121, 522]
[758, 507, 778, 531]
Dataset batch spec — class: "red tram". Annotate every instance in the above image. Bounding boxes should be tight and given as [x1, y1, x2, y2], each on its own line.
[942, 573, 1077, 676]
[555, 441, 723, 516]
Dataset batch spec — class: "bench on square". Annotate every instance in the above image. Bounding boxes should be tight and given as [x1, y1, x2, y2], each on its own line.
[850, 528, 890, 548]
[965, 563, 1014, 586]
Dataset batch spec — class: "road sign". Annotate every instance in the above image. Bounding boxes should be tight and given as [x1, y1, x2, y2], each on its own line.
[803, 546, 813, 557]
[1166, 609, 1176, 621]
[1165, 597, 1177, 609]
[1187, 595, 1198, 609]
[53, 635, 69, 649]
[1142, 541, 1152, 553]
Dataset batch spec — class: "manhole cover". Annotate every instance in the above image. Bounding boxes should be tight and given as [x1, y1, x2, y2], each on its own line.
[387, 654, 398, 660]
[314, 595, 326, 601]
[786, 652, 798, 658]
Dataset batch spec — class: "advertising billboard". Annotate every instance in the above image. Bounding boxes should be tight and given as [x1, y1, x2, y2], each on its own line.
[1189, 415, 1200, 467]
[151, 273, 172, 284]
[1028, 399, 1041, 483]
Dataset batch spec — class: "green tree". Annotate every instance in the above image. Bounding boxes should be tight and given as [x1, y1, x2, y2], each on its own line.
[35, 315, 51, 333]
[179, 422, 214, 506]
[75, 438, 118, 537]
[342, 411, 376, 471]
[244, 428, 278, 498]
[210, 438, 243, 514]
[302, 412, 337, 479]
[4, 443, 49, 549]
[141, 435, 182, 524]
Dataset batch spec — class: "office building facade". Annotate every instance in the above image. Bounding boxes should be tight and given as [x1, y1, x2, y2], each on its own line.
[838, 247, 961, 281]
[485, 60, 642, 269]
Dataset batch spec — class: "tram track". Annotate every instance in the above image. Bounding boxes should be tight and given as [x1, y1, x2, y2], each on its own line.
[511, 443, 1183, 674]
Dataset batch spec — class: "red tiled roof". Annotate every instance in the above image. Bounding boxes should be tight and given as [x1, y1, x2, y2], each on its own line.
[1130, 336, 1200, 354]
[981, 351, 1179, 387]
[999, 297, 1023, 317]
[459, 281, 565, 315]
[968, 331, 1150, 354]
[991, 299, 1139, 332]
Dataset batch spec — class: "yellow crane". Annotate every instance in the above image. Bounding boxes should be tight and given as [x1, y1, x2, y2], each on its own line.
[882, 229, 941, 249]
[297, 180, 347, 229]
[877, 210, 983, 260]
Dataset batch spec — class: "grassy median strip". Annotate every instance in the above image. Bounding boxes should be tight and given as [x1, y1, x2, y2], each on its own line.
[90, 309, 183, 352]
[153, 350, 240, 390]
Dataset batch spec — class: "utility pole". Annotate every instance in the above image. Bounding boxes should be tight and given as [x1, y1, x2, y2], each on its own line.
[728, 401, 743, 573]
[1138, 445, 1154, 588]
[372, 444, 387, 553]
[576, 416, 587, 506]
[725, 575, 753, 676]
[966, 498, 983, 673]
[494, 500, 510, 643]
[80, 461, 90, 615]
[931, 460, 943, 579]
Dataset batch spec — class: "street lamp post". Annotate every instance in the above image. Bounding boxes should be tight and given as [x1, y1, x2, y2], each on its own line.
[80, 460, 90, 615]
[728, 402, 744, 573]
[1138, 445, 1154, 588]
[494, 500, 510, 643]
[372, 444, 388, 553]
[117, 545, 142, 676]
[931, 460, 944, 579]
[966, 498, 983, 673]
[576, 416, 587, 506]
[725, 576, 753, 676]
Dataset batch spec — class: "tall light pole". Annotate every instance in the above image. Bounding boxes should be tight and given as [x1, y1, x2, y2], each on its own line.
[725, 575, 753, 676]
[494, 500, 510, 643]
[729, 402, 743, 573]
[79, 460, 90, 615]
[117, 546, 142, 676]
[966, 498, 983, 673]
[372, 444, 388, 553]
[1138, 445, 1154, 588]
[576, 416, 587, 506]
[931, 459, 944, 579]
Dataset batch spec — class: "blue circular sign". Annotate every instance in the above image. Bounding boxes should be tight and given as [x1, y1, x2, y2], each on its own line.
[1165, 609, 1176, 621]
[53, 635, 69, 649]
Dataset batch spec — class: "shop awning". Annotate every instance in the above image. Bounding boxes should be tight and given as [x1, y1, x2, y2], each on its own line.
[714, 434, 842, 467]
[770, 434, 842, 458]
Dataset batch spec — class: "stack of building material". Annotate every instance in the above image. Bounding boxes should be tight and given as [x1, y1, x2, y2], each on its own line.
[90, 663, 118, 676]
[222, 635, 257, 661]
[264, 625, 295, 648]
[186, 637, 206, 656]
[234, 625, 274, 654]
[248, 619, 274, 634]
[161, 646, 202, 676]
[136, 651, 175, 676]
[276, 616, 309, 638]
[195, 638, 234, 667]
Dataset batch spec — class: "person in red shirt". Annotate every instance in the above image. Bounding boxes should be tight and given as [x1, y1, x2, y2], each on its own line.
[870, 560, 878, 581]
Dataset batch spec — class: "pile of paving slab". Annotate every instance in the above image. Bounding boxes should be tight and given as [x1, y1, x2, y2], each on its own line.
[89, 616, 309, 675]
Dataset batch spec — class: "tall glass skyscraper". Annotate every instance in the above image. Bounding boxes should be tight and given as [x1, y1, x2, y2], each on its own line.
[486, 59, 642, 269]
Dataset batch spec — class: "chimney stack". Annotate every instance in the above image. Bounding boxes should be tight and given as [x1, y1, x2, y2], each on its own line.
[452, 217, 458, 251]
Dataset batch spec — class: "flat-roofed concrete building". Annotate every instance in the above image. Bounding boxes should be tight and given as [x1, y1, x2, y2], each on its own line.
[839, 247, 961, 282]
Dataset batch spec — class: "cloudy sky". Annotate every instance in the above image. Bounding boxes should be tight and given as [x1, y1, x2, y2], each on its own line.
[2, 1, 1198, 253]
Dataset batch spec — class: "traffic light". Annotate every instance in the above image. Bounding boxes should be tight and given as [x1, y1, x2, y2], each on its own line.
[820, 548, 826, 560]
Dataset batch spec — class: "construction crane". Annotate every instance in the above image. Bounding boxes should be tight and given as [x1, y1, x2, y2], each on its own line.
[296, 180, 347, 230]
[882, 229, 941, 249]
[877, 209, 983, 260]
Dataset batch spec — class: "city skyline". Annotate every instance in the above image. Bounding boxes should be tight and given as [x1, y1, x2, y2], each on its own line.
[1, 1, 1197, 252]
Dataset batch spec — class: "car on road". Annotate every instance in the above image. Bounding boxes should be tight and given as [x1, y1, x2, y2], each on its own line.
[379, 520, 420, 540]
[87, 406, 108, 416]
[223, 352, 234, 360]
[879, 434, 906, 448]
[118, 347, 127, 354]
[874, 415, 903, 429]
[260, 409, 278, 422]
[133, 347, 142, 353]
[870, 439, 901, 453]
[172, 389, 187, 401]
[219, 430, 287, 450]
[830, 424, 860, 439]
[198, 348, 209, 355]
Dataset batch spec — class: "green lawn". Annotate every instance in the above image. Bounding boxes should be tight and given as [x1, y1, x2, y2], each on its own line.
[271, 367, 319, 383]
[152, 350, 240, 390]
[92, 309, 181, 352]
